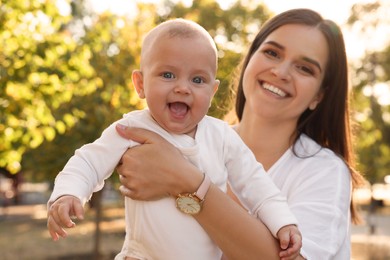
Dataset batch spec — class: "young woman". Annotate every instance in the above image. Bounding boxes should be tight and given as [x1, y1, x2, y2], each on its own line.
[115, 8, 366, 259]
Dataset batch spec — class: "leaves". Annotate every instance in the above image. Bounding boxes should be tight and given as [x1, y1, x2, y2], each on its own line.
[349, 0, 390, 183]
[1, 0, 96, 174]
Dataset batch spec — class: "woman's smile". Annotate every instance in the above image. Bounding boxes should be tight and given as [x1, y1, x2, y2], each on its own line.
[261, 81, 288, 97]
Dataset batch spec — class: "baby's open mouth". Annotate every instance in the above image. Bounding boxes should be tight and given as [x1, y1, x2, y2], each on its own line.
[169, 102, 189, 117]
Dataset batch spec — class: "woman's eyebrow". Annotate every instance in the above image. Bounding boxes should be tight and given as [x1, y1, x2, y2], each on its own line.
[302, 56, 322, 72]
[264, 40, 284, 50]
[264, 40, 322, 72]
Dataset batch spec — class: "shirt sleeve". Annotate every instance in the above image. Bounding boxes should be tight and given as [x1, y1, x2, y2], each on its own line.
[47, 117, 133, 207]
[286, 157, 351, 259]
[224, 128, 298, 237]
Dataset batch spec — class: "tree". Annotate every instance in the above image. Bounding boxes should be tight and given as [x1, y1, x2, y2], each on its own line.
[21, 5, 146, 182]
[347, 0, 390, 184]
[0, 0, 100, 174]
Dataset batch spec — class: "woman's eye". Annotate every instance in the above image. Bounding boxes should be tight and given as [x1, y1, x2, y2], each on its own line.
[192, 76, 204, 84]
[297, 65, 314, 75]
[263, 49, 278, 58]
[162, 72, 175, 79]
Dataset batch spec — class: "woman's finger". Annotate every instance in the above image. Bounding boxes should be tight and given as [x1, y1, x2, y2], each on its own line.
[115, 124, 166, 144]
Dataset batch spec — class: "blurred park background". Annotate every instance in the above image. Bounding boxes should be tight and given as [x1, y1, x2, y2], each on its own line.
[1, 0, 390, 259]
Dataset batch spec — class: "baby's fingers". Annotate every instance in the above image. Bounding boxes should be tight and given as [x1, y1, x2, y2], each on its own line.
[71, 199, 85, 221]
[55, 202, 76, 228]
[279, 233, 302, 260]
[47, 196, 85, 241]
[278, 230, 291, 250]
[47, 214, 68, 241]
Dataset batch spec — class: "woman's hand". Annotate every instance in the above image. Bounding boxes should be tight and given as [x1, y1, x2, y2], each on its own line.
[115, 124, 284, 259]
[115, 124, 203, 201]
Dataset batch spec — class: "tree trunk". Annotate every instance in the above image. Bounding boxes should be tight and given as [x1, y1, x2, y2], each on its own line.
[91, 189, 103, 259]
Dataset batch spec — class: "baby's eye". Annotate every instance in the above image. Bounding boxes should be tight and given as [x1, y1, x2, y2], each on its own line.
[192, 76, 204, 84]
[162, 72, 175, 79]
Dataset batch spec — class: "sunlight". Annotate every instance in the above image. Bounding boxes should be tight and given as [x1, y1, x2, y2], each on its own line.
[373, 82, 390, 106]
[91, 0, 137, 16]
[261, 0, 379, 23]
[363, 83, 390, 106]
[88, 0, 384, 61]
[56, 0, 71, 16]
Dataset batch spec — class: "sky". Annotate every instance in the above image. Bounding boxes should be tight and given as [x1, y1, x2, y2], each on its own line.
[92, 0, 362, 24]
[91, 0, 388, 61]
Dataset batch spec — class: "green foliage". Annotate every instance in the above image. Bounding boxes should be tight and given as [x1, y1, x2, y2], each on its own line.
[348, 0, 390, 183]
[1, 0, 98, 173]
[22, 4, 146, 181]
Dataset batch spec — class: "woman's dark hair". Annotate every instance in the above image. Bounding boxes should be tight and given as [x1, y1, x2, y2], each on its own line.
[235, 8, 365, 224]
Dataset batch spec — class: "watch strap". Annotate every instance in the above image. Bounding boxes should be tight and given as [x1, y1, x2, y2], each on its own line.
[194, 174, 211, 201]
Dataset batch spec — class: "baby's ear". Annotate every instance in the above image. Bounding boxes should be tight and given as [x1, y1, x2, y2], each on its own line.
[213, 79, 220, 95]
[132, 70, 145, 98]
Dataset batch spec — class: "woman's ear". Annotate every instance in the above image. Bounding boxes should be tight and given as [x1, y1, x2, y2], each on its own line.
[309, 89, 324, 110]
[132, 70, 145, 98]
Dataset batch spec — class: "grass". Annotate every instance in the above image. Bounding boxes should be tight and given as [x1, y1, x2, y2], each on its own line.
[0, 204, 125, 260]
[1, 203, 390, 260]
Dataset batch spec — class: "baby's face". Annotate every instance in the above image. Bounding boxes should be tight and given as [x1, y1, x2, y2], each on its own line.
[139, 36, 219, 137]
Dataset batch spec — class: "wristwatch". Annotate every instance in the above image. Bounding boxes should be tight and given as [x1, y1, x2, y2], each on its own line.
[175, 174, 211, 215]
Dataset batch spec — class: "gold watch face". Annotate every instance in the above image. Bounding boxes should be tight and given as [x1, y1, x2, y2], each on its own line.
[176, 195, 201, 215]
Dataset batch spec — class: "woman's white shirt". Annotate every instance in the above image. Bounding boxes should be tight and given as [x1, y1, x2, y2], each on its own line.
[268, 134, 352, 260]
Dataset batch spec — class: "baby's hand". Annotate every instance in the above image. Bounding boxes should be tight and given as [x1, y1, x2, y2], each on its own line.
[47, 195, 84, 241]
[277, 224, 302, 260]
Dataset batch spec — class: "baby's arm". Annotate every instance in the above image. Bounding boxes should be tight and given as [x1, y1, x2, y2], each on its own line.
[47, 118, 134, 241]
[277, 224, 302, 260]
[225, 129, 302, 257]
[225, 131, 298, 236]
[47, 195, 84, 241]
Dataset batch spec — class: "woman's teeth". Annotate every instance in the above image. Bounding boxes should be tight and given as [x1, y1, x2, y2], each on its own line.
[262, 82, 287, 97]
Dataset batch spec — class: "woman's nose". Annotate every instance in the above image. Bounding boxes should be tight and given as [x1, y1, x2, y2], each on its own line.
[271, 62, 292, 81]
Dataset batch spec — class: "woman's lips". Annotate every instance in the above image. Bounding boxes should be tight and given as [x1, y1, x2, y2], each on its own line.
[261, 82, 287, 97]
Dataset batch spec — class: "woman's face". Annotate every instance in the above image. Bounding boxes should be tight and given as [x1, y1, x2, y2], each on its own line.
[242, 24, 329, 124]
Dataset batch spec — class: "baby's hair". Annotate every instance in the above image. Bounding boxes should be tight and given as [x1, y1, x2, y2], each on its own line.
[140, 18, 217, 69]
[162, 19, 209, 38]
[147, 18, 212, 40]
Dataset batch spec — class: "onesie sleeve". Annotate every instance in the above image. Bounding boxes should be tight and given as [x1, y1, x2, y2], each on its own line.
[224, 128, 298, 237]
[48, 117, 134, 207]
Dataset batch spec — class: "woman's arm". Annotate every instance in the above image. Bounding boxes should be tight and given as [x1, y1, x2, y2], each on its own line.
[115, 125, 301, 260]
[195, 184, 281, 259]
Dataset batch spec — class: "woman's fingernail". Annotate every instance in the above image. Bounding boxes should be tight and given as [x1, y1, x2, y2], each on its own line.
[117, 123, 128, 130]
